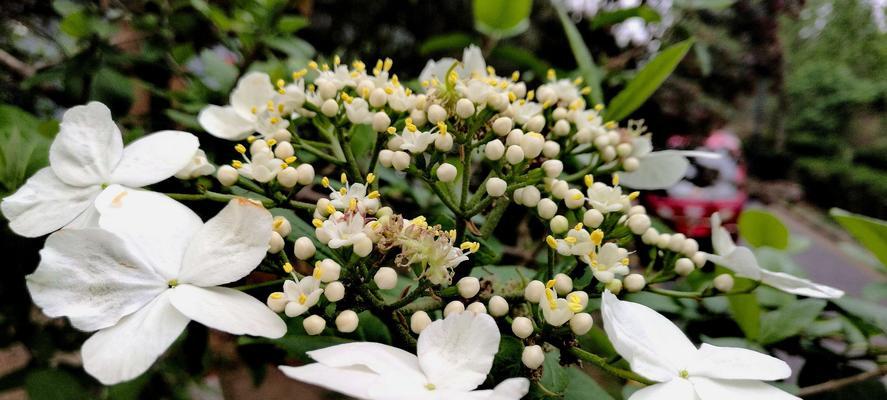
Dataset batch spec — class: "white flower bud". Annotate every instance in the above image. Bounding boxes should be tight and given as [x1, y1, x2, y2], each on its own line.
[616, 142, 633, 157]
[378, 149, 394, 167]
[583, 209, 604, 228]
[294, 237, 316, 260]
[456, 98, 475, 119]
[427, 104, 447, 124]
[524, 280, 545, 303]
[526, 115, 545, 132]
[315, 259, 341, 282]
[487, 92, 509, 111]
[374, 267, 397, 289]
[569, 313, 594, 336]
[606, 279, 623, 294]
[410, 311, 432, 334]
[316, 198, 331, 216]
[520, 132, 545, 159]
[391, 151, 411, 171]
[296, 164, 315, 185]
[386, 135, 404, 150]
[443, 300, 465, 317]
[486, 177, 507, 197]
[552, 107, 568, 120]
[488, 295, 509, 317]
[714, 274, 735, 292]
[656, 233, 672, 249]
[675, 258, 695, 276]
[624, 274, 646, 292]
[274, 141, 295, 159]
[574, 128, 592, 144]
[277, 166, 300, 187]
[493, 117, 514, 136]
[457, 277, 481, 299]
[564, 188, 585, 209]
[594, 134, 610, 149]
[353, 235, 373, 257]
[601, 145, 617, 162]
[505, 129, 523, 147]
[335, 310, 359, 333]
[623, 157, 640, 172]
[303, 315, 326, 335]
[668, 233, 687, 253]
[691, 251, 707, 268]
[324, 281, 345, 302]
[543, 140, 560, 158]
[321, 99, 339, 117]
[627, 214, 651, 235]
[628, 205, 646, 216]
[550, 215, 569, 234]
[372, 111, 391, 132]
[272, 216, 292, 237]
[521, 186, 541, 207]
[551, 180, 569, 199]
[266, 292, 287, 313]
[369, 88, 387, 108]
[682, 239, 699, 256]
[273, 129, 292, 142]
[542, 160, 563, 178]
[506, 145, 525, 165]
[217, 165, 239, 186]
[641, 227, 659, 245]
[512, 317, 534, 339]
[553, 119, 571, 136]
[410, 109, 427, 127]
[268, 232, 284, 254]
[484, 140, 505, 160]
[436, 163, 458, 182]
[522, 345, 545, 369]
[554, 273, 573, 295]
[250, 139, 269, 156]
[537, 198, 558, 219]
[513, 188, 525, 205]
[316, 78, 337, 100]
[607, 130, 620, 143]
[434, 133, 454, 151]
[466, 302, 487, 314]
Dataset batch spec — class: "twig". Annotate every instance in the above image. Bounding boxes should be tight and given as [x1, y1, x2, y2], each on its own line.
[0, 49, 36, 77]
[797, 365, 887, 397]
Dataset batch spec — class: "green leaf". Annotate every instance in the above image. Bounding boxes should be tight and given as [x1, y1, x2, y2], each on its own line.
[354, 311, 392, 344]
[0, 105, 57, 195]
[758, 299, 826, 345]
[198, 48, 239, 92]
[539, 349, 569, 394]
[472, 0, 533, 39]
[164, 109, 202, 130]
[276, 15, 309, 33]
[564, 367, 614, 400]
[90, 68, 134, 115]
[727, 293, 760, 340]
[590, 6, 661, 29]
[553, 1, 603, 105]
[830, 208, 887, 271]
[604, 39, 694, 122]
[349, 124, 377, 170]
[738, 209, 790, 250]
[673, 0, 736, 10]
[832, 297, 887, 333]
[240, 335, 351, 362]
[471, 265, 533, 293]
[25, 369, 89, 400]
[419, 33, 475, 56]
[59, 11, 92, 38]
[490, 336, 524, 384]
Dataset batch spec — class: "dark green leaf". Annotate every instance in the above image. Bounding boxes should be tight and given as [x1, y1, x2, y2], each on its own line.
[269, 208, 337, 261]
[758, 299, 826, 345]
[470, 265, 533, 293]
[673, 0, 736, 10]
[590, 6, 661, 29]
[554, 1, 603, 104]
[564, 367, 614, 400]
[539, 349, 569, 394]
[354, 311, 392, 344]
[419, 33, 475, 56]
[727, 293, 760, 340]
[830, 208, 887, 271]
[473, 0, 533, 39]
[240, 335, 351, 362]
[738, 209, 790, 250]
[90, 68, 134, 115]
[276, 15, 309, 33]
[832, 296, 887, 333]
[25, 369, 89, 400]
[198, 48, 239, 92]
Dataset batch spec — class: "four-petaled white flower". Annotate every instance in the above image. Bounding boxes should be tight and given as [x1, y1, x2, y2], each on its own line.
[617, 135, 721, 190]
[586, 182, 629, 213]
[541, 280, 579, 326]
[586, 242, 631, 283]
[704, 213, 844, 299]
[282, 276, 323, 317]
[1, 102, 198, 237]
[279, 312, 530, 400]
[554, 227, 595, 257]
[238, 148, 284, 183]
[419, 45, 487, 84]
[26, 185, 286, 384]
[317, 211, 373, 251]
[198, 72, 296, 140]
[601, 291, 800, 400]
[399, 127, 437, 154]
[329, 182, 381, 214]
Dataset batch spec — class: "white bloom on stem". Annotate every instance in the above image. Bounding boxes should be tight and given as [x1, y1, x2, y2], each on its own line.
[617, 135, 721, 190]
[540, 280, 578, 327]
[587, 242, 631, 283]
[601, 291, 799, 400]
[508, 100, 543, 125]
[1, 102, 198, 237]
[399, 127, 437, 154]
[704, 213, 844, 299]
[282, 276, 323, 317]
[26, 186, 285, 384]
[552, 227, 595, 257]
[237, 149, 284, 183]
[586, 182, 629, 213]
[344, 97, 374, 124]
[329, 182, 381, 214]
[318, 211, 372, 251]
[279, 312, 530, 400]
[419, 45, 487, 84]
[198, 72, 293, 140]
[174, 149, 215, 180]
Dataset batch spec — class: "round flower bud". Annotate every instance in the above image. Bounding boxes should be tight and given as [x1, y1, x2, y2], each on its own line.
[554, 273, 573, 295]
[512, 317, 534, 339]
[668, 233, 687, 253]
[410, 109, 427, 127]
[455, 98, 475, 119]
[493, 117, 514, 136]
[550, 180, 569, 199]
[374, 267, 397, 289]
[466, 302, 487, 314]
[353, 235, 373, 257]
[542, 140, 560, 158]
[321, 99, 339, 117]
[520, 132, 545, 159]
[268, 232, 284, 254]
[315, 259, 341, 282]
[505, 145, 525, 165]
[656, 233, 672, 249]
[674, 258, 695, 276]
[217, 165, 239, 186]
[411, 311, 432, 334]
[378, 149, 394, 167]
[274, 141, 295, 159]
[372, 111, 391, 132]
[487, 92, 509, 111]
[427, 104, 447, 124]
[628, 205, 646, 216]
[574, 128, 592, 144]
[291, 165, 312, 186]
[391, 151, 411, 171]
[484, 140, 505, 161]
[488, 296, 509, 317]
[277, 166, 300, 187]
[568, 291, 589, 309]
[526, 115, 545, 132]
[521, 186, 541, 207]
[682, 239, 700, 257]
[324, 281, 345, 302]
[266, 292, 287, 313]
[336, 310, 359, 333]
[564, 188, 585, 209]
[436, 163, 458, 182]
[537, 198, 558, 219]
[273, 129, 292, 142]
[606, 279, 623, 294]
[623, 157, 640, 172]
[714, 274, 735, 292]
[457, 277, 481, 299]
[272, 216, 292, 238]
[583, 209, 604, 228]
[542, 160, 563, 178]
[443, 300, 465, 317]
[594, 134, 610, 149]
[524, 280, 545, 303]
[569, 313, 594, 336]
[641, 227, 659, 245]
[601, 146, 617, 162]
[616, 142, 633, 157]
[505, 129, 523, 147]
[522, 345, 545, 369]
[552, 107, 568, 120]
[624, 274, 646, 292]
[434, 133, 454, 151]
[552, 119, 571, 136]
[486, 178, 507, 197]
[691, 251, 707, 268]
[387, 135, 404, 151]
[369, 88, 387, 108]
[294, 237, 316, 260]
[627, 214, 651, 235]
[316, 78, 337, 100]
[550, 215, 569, 234]
[303, 315, 326, 335]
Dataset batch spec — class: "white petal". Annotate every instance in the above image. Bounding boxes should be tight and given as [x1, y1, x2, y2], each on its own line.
[169, 284, 286, 338]
[49, 102, 122, 186]
[279, 364, 378, 400]
[95, 185, 203, 280]
[759, 270, 844, 299]
[177, 198, 272, 286]
[417, 312, 500, 391]
[703, 247, 762, 280]
[26, 228, 166, 331]
[230, 72, 276, 118]
[618, 151, 689, 190]
[0, 168, 99, 237]
[689, 343, 791, 380]
[689, 377, 800, 400]
[307, 341, 424, 380]
[109, 131, 199, 187]
[488, 378, 531, 400]
[197, 105, 255, 140]
[628, 379, 697, 400]
[710, 213, 736, 256]
[81, 291, 189, 385]
[601, 291, 697, 382]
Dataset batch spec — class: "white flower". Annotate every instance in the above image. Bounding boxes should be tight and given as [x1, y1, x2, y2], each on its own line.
[174, 149, 215, 179]
[318, 211, 371, 250]
[282, 276, 323, 317]
[419, 45, 487, 84]
[704, 213, 844, 299]
[587, 243, 631, 283]
[238, 149, 284, 183]
[540, 280, 578, 326]
[617, 135, 721, 190]
[399, 127, 437, 154]
[1, 102, 198, 237]
[601, 291, 799, 399]
[279, 312, 529, 400]
[586, 182, 629, 213]
[198, 72, 295, 140]
[344, 97, 374, 124]
[26, 185, 285, 384]
[508, 100, 543, 125]
[329, 182, 381, 214]
[554, 227, 595, 257]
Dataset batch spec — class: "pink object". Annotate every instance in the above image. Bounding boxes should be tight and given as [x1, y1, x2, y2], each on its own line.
[646, 192, 746, 238]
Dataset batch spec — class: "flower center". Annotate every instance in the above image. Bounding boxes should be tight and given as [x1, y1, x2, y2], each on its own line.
[679, 370, 689, 379]
[298, 293, 308, 305]
[424, 383, 436, 391]
[168, 279, 178, 288]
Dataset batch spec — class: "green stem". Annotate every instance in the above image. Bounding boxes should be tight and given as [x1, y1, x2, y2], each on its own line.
[337, 126, 365, 181]
[479, 199, 509, 238]
[289, 199, 316, 212]
[234, 278, 287, 291]
[569, 347, 655, 385]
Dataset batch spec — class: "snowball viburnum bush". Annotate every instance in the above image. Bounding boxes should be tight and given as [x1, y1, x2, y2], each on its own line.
[0, 47, 845, 398]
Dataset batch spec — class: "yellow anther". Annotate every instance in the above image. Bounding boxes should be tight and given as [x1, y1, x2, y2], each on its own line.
[574, 223, 584, 231]
[486, 66, 495, 75]
[569, 99, 583, 110]
[568, 298, 584, 313]
[333, 55, 341, 65]
[366, 173, 376, 184]
[267, 138, 278, 146]
[546, 279, 557, 289]
[349, 198, 358, 211]
[374, 59, 383, 72]
[325, 204, 336, 215]
[580, 87, 591, 95]
[612, 174, 620, 186]
[235, 144, 246, 154]
[270, 117, 280, 125]
[273, 217, 285, 229]
[591, 229, 604, 246]
[283, 262, 293, 273]
[448, 229, 456, 240]
[279, 162, 288, 170]
[321, 176, 330, 188]
[308, 60, 318, 70]
[247, 136, 257, 143]
[542, 100, 552, 109]
[547, 68, 556, 81]
[313, 265, 323, 279]
[508, 91, 517, 102]
[584, 174, 594, 188]
[628, 191, 639, 200]
[425, 383, 436, 391]
[250, 106, 257, 114]
[546, 235, 558, 249]
[276, 79, 285, 88]
[278, 103, 285, 112]
[421, 80, 430, 87]
[312, 218, 323, 228]
[383, 58, 393, 71]
[267, 100, 275, 110]
[621, 257, 630, 266]
[437, 122, 447, 135]
[352, 60, 365, 71]
[298, 293, 308, 304]
[407, 123, 417, 132]
[321, 63, 330, 71]
[526, 90, 535, 101]
[270, 292, 284, 299]
[511, 71, 520, 81]
[340, 172, 348, 184]
[573, 77, 583, 85]
[231, 160, 243, 169]
[285, 156, 297, 164]
[168, 279, 178, 288]
[405, 117, 413, 125]
[341, 92, 353, 104]
[292, 69, 307, 80]
[604, 121, 617, 129]
[412, 216, 428, 227]
[308, 83, 315, 92]
[368, 191, 380, 199]
[339, 187, 347, 196]
[594, 104, 604, 111]
[361, 87, 370, 98]
[447, 70, 458, 84]
[571, 192, 583, 201]
[386, 126, 397, 135]
[565, 237, 577, 245]
[460, 241, 480, 253]
[391, 75, 400, 86]
[384, 87, 393, 95]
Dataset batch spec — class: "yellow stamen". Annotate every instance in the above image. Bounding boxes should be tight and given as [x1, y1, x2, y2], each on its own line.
[235, 144, 246, 154]
[231, 160, 243, 169]
[584, 174, 594, 187]
[546, 235, 558, 249]
[312, 218, 323, 228]
[321, 176, 330, 188]
[368, 191, 380, 199]
[298, 293, 307, 304]
[591, 229, 604, 246]
[283, 262, 293, 273]
[285, 156, 297, 164]
[366, 173, 376, 184]
[612, 174, 620, 186]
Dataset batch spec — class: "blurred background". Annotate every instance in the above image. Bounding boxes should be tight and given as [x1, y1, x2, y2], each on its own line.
[0, 0, 885, 399]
